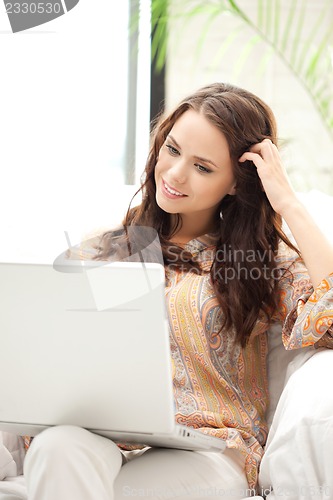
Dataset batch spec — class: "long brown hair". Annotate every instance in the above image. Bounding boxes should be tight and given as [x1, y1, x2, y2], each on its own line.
[96, 82, 299, 347]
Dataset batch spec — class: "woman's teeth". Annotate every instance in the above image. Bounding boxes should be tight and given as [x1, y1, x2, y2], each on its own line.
[164, 182, 184, 196]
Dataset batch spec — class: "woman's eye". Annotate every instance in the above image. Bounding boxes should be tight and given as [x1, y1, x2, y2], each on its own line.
[195, 164, 211, 174]
[165, 144, 179, 156]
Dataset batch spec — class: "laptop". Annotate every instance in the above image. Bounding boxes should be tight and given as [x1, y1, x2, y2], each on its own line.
[0, 259, 226, 452]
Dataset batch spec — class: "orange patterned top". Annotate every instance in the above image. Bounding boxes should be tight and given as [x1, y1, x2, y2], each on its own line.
[165, 235, 333, 490]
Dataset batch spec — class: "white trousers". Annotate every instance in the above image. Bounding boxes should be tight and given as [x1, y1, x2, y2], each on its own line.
[2, 349, 333, 500]
[23, 430, 251, 500]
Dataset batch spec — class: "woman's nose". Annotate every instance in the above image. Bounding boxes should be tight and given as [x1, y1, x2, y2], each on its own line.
[170, 159, 187, 184]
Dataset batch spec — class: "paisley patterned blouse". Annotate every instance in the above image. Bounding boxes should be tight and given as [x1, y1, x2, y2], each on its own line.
[165, 234, 333, 490]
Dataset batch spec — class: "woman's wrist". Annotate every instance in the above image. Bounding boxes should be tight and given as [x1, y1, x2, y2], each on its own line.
[278, 197, 304, 222]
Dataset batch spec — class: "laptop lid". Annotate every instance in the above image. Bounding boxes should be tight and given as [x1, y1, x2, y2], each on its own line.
[0, 260, 175, 437]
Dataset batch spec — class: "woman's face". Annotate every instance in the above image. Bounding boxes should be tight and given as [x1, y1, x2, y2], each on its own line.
[154, 109, 235, 235]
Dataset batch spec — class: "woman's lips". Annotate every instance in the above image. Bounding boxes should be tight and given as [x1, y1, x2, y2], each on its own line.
[162, 180, 187, 199]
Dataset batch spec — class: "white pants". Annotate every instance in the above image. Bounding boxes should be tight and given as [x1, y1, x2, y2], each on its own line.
[2, 349, 333, 500]
[23, 430, 251, 499]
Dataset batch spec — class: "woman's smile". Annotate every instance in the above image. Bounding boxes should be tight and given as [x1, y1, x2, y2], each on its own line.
[161, 179, 187, 199]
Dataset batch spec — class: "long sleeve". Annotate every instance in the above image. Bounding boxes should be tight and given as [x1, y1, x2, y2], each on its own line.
[275, 245, 333, 350]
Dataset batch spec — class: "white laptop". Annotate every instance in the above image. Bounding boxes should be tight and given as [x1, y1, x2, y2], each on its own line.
[0, 260, 226, 452]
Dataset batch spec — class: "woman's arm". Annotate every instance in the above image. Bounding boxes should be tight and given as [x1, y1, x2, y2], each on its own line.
[239, 139, 333, 287]
[279, 199, 333, 287]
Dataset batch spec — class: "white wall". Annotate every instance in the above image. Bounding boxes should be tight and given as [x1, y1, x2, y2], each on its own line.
[0, 0, 147, 263]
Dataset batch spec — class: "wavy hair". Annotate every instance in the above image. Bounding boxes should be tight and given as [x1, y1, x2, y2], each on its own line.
[96, 82, 299, 347]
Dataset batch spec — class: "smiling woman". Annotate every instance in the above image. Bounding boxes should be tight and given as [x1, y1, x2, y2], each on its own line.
[92, 82, 333, 499]
[2, 81, 333, 500]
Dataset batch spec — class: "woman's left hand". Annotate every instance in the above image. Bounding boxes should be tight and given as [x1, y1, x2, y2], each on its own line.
[239, 139, 297, 216]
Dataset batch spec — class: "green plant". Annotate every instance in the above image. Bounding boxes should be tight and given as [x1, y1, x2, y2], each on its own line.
[151, 0, 333, 140]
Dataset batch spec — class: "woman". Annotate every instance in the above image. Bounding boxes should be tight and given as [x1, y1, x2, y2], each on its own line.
[23, 83, 333, 499]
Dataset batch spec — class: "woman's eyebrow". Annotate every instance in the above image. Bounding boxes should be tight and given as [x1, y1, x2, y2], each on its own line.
[194, 155, 218, 169]
[168, 134, 181, 149]
[168, 134, 219, 169]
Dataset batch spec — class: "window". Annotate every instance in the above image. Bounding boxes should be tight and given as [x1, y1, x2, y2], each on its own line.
[0, 0, 151, 262]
